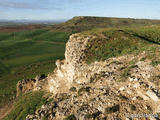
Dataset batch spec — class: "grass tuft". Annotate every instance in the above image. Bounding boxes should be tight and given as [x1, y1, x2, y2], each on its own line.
[4, 91, 47, 120]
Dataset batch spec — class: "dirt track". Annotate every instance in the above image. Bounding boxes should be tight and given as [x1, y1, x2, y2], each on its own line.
[0, 104, 13, 120]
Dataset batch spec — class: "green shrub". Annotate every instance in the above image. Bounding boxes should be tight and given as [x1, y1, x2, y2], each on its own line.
[85, 114, 92, 118]
[140, 57, 146, 61]
[151, 60, 160, 66]
[105, 105, 120, 114]
[65, 114, 76, 120]
[78, 87, 90, 96]
[130, 105, 136, 111]
[69, 87, 77, 92]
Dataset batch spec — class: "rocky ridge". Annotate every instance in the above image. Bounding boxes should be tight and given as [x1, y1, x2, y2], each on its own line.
[21, 33, 160, 120]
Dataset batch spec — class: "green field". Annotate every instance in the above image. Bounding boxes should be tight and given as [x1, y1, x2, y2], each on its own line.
[0, 29, 70, 105]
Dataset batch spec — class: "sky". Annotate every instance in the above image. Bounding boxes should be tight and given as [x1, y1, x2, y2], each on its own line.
[0, 0, 160, 20]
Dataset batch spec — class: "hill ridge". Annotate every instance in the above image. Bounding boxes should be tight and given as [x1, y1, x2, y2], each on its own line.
[51, 16, 160, 32]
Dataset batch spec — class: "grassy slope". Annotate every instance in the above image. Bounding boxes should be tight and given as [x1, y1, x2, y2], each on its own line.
[81, 26, 160, 64]
[0, 29, 70, 105]
[4, 91, 48, 120]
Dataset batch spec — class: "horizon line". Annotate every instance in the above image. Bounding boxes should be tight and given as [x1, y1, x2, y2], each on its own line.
[1, 16, 160, 21]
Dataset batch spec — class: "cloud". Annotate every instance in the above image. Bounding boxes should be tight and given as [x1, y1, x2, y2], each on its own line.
[0, 1, 61, 10]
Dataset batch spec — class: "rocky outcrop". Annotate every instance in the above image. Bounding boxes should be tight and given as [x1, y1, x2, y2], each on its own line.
[16, 74, 47, 96]
[26, 51, 160, 119]
[46, 34, 97, 93]
[25, 33, 160, 119]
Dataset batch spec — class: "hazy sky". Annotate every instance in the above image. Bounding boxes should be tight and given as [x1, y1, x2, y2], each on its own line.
[0, 0, 160, 20]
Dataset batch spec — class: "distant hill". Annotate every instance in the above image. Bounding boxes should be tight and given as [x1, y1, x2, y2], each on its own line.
[0, 19, 65, 26]
[51, 16, 160, 32]
[0, 24, 46, 32]
[0, 19, 65, 32]
[2, 17, 160, 33]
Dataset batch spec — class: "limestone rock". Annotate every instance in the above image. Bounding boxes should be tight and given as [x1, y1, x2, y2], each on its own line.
[25, 33, 160, 120]
[16, 74, 47, 96]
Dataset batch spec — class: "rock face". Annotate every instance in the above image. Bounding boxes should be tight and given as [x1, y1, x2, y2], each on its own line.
[16, 79, 36, 97]
[25, 33, 160, 119]
[16, 74, 47, 96]
[46, 34, 97, 93]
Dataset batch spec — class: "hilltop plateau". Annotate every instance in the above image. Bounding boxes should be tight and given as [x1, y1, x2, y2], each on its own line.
[51, 16, 160, 32]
